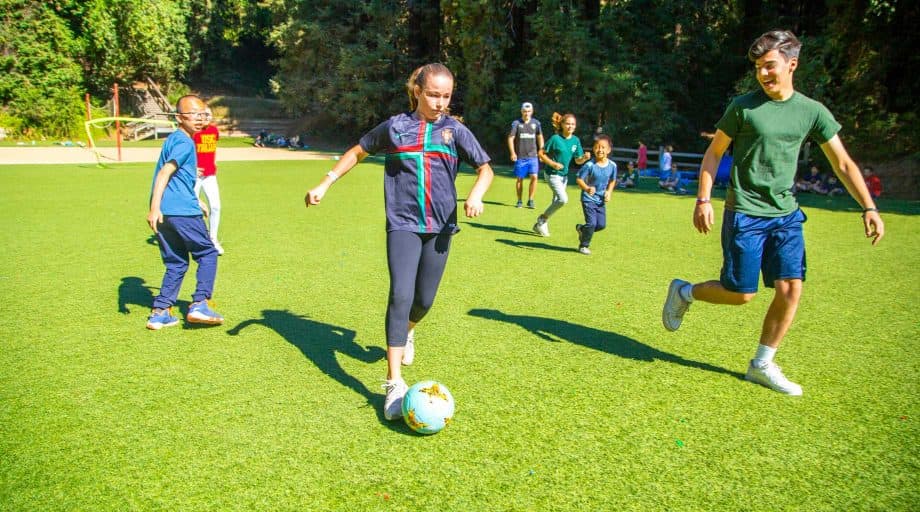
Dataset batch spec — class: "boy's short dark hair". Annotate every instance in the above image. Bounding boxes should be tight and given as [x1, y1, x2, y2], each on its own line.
[748, 30, 801, 62]
[594, 134, 612, 146]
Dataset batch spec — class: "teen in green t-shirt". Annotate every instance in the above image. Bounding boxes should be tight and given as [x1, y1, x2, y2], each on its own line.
[661, 30, 884, 396]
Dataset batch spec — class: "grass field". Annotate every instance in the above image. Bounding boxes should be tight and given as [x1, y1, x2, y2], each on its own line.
[1, 159, 917, 511]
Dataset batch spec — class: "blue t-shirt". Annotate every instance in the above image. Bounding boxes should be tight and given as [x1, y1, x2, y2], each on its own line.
[578, 160, 618, 204]
[150, 130, 200, 216]
[360, 113, 491, 233]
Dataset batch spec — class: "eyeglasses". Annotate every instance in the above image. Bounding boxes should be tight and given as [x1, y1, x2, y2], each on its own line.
[177, 111, 210, 120]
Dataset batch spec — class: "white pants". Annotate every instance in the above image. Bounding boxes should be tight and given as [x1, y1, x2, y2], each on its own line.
[194, 175, 221, 240]
[540, 173, 568, 220]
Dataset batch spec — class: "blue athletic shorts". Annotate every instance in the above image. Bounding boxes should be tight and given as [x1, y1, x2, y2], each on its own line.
[513, 157, 540, 178]
[720, 209, 807, 293]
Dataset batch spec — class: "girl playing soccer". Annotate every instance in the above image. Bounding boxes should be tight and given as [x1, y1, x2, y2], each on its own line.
[533, 113, 591, 236]
[304, 63, 494, 420]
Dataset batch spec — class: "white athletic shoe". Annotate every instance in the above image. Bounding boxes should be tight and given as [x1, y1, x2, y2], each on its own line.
[402, 329, 415, 366]
[382, 378, 408, 420]
[532, 220, 550, 237]
[212, 239, 224, 256]
[745, 360, 803, 396]
[578, 246, 591, 255]
[662, 279, 691, 331]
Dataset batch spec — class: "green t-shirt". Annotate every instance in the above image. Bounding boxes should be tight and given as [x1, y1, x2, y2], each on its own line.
[716, 90, 841, 216]
[542, 133, 584, 177]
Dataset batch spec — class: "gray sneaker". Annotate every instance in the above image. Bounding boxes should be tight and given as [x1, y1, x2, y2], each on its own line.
[533, 220, 550, 237]
[401, 329, 415, 366]
[662, 279, 691, 331]
[745, 360, 803, 396]
[382, 378, 408, 420]
[527, 199, 535, 209]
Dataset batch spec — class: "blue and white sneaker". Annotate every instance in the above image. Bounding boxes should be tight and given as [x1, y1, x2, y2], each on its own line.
[186, 300, 224, 325]
[146, 308, 179, 330]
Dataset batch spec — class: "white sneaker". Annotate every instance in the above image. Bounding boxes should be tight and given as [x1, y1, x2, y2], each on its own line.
[662, 279, 691, 331]
[745, 360, 803, 396]
[382, 378, 408, 420]
[578, 246, 591, 255]
[532, 220, 550, 237]
[212, 239, 224, 255]
[402, 329, 415, 366]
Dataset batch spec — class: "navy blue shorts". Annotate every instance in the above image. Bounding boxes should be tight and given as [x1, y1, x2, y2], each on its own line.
[513, 157, 540, 178]
[720, 209, 807, 293]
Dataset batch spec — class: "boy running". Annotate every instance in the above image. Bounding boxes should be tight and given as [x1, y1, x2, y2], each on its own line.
[575, 135, 617, 254]
[661, 30, 884, 395]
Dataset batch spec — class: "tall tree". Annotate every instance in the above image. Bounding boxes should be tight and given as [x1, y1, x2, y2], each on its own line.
[0, 0, 84, 136]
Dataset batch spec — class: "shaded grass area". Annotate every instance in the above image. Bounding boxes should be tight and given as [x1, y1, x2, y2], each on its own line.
[0, 161, 917, 510]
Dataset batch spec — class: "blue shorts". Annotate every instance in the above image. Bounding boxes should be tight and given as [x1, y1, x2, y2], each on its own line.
[720, 209, 807, 293]
[513, 157, 540, 178]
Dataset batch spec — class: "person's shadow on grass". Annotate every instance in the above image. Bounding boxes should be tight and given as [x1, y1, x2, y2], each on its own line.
[468, 308, 744, 380]
[463, 221, 537, 236]
[494, 238, 578, 253]
[118, 276, 156, 314]
[226, 310, 394, 424]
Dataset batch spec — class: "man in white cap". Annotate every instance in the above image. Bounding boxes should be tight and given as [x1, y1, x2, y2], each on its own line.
[507, 102, 544, 208]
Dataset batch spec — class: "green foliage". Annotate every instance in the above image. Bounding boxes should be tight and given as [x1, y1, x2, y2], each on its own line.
[73, 0, 192, 95]
[269, 2, 412, 139]
[0, 1, 84, 137]
[1, 0, 917, 160]
[186, 0, 275, 94]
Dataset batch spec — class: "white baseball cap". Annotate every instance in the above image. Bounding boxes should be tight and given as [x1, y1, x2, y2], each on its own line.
[521, 102, 533, 110]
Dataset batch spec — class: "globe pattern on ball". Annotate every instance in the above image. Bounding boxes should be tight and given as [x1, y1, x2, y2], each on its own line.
[401, 380, 455, 434]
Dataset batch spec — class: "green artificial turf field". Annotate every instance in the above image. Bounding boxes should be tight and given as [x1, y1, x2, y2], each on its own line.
[1, 160, 917, 511]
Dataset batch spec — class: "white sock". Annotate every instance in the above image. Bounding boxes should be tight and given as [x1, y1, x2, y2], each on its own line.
[679, 283, 694, 302]
[753, 344, 777, 365]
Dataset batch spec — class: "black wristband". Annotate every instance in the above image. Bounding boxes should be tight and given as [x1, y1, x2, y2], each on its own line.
[862, 207, 878, 217]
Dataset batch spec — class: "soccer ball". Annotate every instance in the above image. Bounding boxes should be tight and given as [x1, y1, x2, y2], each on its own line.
[401, 380, 455, 434]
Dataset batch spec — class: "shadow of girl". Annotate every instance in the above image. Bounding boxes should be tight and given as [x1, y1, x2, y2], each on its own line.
[227, 310, 388, 416]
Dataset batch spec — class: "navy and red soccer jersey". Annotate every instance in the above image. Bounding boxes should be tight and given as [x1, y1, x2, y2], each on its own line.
[360, 113, 491, 233]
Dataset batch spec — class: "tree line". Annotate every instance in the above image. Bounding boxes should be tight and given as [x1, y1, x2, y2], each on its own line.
[2, 0, 916, 162]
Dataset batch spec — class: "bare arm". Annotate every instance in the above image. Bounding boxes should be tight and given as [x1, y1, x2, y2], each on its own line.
[574, 151, 591, 165]
[693, 129, 732, 234]
[305, 144, 369, 207]
[464, 163, 494, 218]
[604, 178, 616, 202]
[820, 136, 884, 245]
[507, 134, 517, 162]
[147, 161, 178, 233]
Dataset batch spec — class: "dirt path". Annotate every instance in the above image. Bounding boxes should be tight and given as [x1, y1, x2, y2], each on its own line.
[0, 146, 335, 165]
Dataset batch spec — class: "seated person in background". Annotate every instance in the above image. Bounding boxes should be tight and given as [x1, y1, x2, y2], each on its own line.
[618, 160, 638, 188]
[794, 165, 828, 194]
[863, 166, 882, 198]
[254, 129, 268, 147]
[659, 163, 680, 191]
[825, 174, 845, 196]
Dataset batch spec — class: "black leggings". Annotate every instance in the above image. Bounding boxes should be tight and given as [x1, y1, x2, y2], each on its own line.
[385, 231, 452, 347]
